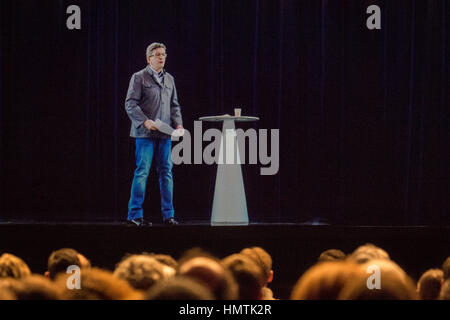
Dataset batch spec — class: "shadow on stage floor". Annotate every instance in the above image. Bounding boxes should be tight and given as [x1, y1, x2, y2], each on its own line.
[1, 221, 449, 299]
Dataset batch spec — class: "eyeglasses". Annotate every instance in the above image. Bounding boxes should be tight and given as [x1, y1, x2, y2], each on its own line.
[151, 53, 167, 58]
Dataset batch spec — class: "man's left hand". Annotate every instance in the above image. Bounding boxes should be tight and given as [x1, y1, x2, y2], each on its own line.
[174, 125, 185, 137]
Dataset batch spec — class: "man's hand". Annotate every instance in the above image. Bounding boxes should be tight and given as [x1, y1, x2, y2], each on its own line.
[144, 119, 158, 130]
[174, 125, 185, 137]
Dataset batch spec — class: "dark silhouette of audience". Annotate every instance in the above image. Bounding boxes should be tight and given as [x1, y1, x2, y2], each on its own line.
[0, 244, 449, 300]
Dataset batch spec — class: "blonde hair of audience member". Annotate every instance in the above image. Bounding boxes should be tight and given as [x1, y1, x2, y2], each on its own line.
[347, 243, 390, 264]
[148, 253, 178, 269]
[113, 254, 170, 291]
[0, 253, 31, 279]
[338, 259, 418, 300]
[290, 261, 364, 300]
[417, 268, 444, 300]
[55, 267, 142, 300]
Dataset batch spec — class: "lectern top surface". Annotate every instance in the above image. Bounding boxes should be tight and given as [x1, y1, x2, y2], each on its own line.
[199, 115, 260, 122]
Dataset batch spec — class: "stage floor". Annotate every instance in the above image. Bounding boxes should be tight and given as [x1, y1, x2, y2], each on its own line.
[1, 223, 449, 299]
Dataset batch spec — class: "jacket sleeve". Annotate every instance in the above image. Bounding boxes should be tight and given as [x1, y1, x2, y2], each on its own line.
[125, 73, 148, 128]
[170, 78, 183, 128]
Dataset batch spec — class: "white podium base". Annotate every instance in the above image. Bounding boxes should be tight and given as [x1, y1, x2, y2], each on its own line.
[211, 119, 249, 226]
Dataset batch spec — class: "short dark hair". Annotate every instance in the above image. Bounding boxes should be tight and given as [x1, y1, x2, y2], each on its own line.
[47, 248, 81, 280]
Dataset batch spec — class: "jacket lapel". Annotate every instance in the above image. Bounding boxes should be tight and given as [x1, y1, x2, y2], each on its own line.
[146, 65, 163, 88]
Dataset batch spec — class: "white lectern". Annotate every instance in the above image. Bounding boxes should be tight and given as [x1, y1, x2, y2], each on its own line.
[199, 115, 259, 226]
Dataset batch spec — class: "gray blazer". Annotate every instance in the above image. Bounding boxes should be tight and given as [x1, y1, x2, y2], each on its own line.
[125, 66, 183, 138]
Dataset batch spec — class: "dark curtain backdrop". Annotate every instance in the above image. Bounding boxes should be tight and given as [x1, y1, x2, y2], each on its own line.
[1, 0, 449, 225]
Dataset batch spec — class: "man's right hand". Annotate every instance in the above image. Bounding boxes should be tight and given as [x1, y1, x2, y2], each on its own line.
[144, 119, 158, 130]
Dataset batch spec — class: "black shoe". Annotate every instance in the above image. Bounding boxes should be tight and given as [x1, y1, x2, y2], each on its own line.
[164, 217, 179, 226]
[127, 218, 152, 227]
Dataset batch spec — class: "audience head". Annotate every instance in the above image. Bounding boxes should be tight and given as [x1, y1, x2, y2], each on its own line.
[347, 243, 390, 264]
[439, 279, 450, 300]
[240, 246, 273, 285]
[1, 275, 62, 300]
[148, 253, 178, 270]
[178, 249, 238, 300]
[442, 257, 450, 280]
[222, 253, 264, 300]
[417, 268, 444, 300]
[113, 254, 169, 291]
[318, 249, 346, 263]
[0, 253, 31, 279]
[1, 244, 446, 301]
[56, 267, 141, 300]
[143, 253, 177, 278]
[46, 248, 82, 280]
[291, 261, 363, 300]
[0, 279, 16, 299]
[338, 259, 417, 300]
[77, 253, 91, 269]
[147, 276, 215, 300]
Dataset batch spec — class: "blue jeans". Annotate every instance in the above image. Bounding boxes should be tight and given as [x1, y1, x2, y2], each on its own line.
[128, 137, 174, 221]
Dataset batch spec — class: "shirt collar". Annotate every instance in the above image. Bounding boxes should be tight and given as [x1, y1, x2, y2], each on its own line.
[148, 65, 165, 78]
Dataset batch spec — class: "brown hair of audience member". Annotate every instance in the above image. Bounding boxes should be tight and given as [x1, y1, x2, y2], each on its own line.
[222, 253, 264, 300]
[442, 257, 450, 280]
[147, 276, 215, 300]
[2, 275, 62, 300]
[338, 259, 418, 300]
[240, 247, 273, 285]
[113, 254, 168, 291]
[178, 254, 238, 300]
[46, 248, 82, 280]
[347, 243, 390, 264]
[439, 279, 450, 300]
[417, 268, 444, 300]
[290, 261, 364, 300]
[0, 253, 31, 279]
[177, 247, 217, 265]
[56, 267, 142, 300]
[318, 249, 347, 263]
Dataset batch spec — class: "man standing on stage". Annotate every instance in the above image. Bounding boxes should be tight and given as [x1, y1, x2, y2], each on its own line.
[125, 42, 183, 226]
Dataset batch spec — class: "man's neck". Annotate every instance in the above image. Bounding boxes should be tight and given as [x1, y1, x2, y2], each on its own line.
[149, 65, 163, 75]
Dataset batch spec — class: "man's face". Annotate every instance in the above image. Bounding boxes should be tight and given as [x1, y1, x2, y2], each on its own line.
[148, 47, 167, 71]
